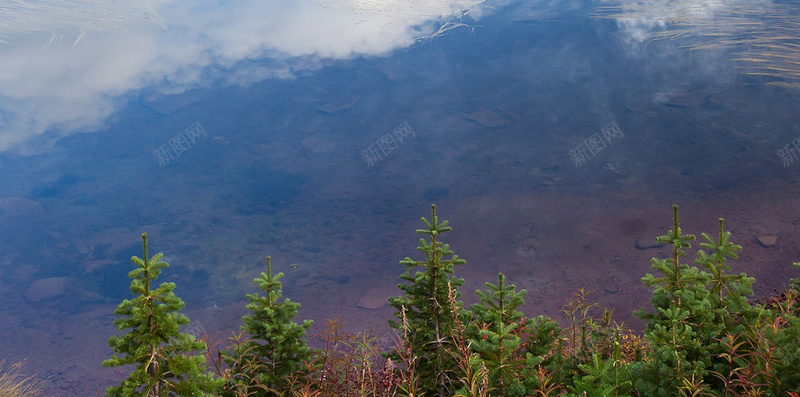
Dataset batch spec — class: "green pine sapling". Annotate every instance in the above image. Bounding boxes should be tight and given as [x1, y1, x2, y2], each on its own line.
[102, 233, 221, 396]
[469, 273, 528, 397]
[634, 205, 714, 395]
[228, 255, 313, 395]
[388, 204, 467, 397]
[695, 217, 755, 331]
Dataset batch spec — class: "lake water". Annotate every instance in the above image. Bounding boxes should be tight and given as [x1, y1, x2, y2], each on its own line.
[2, 0, 800, 394]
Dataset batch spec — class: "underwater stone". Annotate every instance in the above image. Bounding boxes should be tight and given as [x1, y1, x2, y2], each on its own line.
[317, 95, 360, 113]
[597, 276, 619, 294]
[357, 287, 389, 310]
[635, 239, 664, 250]
[141, 93, 199, 115]
[24, 277, 69, 302]
[758, 236, 778, 247]
[465, 109, 509, 128]
[0, 197, 44, 218]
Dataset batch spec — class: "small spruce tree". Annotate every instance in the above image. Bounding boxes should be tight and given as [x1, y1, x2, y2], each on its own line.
[634, 205, 748, 395]
[102, 233, 221, 396]
[695, 217, 755, 330]
[388, 204, 467, 397]
[228, 255, 313, 396]
[632, 205, 712, 395]
[469, 273, 528, 397]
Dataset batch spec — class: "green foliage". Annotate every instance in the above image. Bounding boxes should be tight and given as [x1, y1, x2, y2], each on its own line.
[469, 273, 528, 396]
[793, 261, 800, 287]
[388, 204, 467, 397]
[545, 289, 638, 397]
[695, 217, 755, 329]
[750, 283, 800, 394]
[571, 352, 633, 397]
[102, 233, 221, 396]
[226, 256, 313, 396]
[96, 205, 800, 396]
[523, 315, 562, 361]
[561, 288, 599, 363]
[212, 331, 272, 396]
[632, 205, 792, 396]
[512, 313, 563, 395]
[450, 290, 491, 397]
[633, 205, 716, 395]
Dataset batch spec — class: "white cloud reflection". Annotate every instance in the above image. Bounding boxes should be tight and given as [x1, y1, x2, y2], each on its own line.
[603, 0, 800, 90]
[601, 0, 774, 44]
[0, 0, 487, 153]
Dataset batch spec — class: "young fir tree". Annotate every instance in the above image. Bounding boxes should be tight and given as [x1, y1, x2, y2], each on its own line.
[469, 273, 528, 397]
[102, 233, 221, 396]
[632, 205, 715, 395]
[695, 217, 754, 331]
[227, 255, 313, 396]
[632, 205, 763, 395]
[520, 315, 561, 394]
[388, 204, 467, 397]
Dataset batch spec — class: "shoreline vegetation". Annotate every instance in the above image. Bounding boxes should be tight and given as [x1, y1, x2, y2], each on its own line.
[6, 204, 800, 396]
[0, 360, 42, 397]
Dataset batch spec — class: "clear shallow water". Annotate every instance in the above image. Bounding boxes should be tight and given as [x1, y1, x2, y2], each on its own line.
[2, 1, 800, 394]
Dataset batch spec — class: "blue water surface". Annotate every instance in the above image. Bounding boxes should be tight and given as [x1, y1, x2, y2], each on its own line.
[1, 1, 800, 393]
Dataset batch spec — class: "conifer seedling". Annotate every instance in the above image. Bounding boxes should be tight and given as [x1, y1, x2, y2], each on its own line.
[388, 204, 467, 397]
[102, 233, 220, 396]
[470, 273, 528, 396]
[230, 255, 313, 395]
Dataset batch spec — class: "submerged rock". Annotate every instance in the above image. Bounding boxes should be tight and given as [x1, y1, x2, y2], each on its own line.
[597, 276, 619, 294]
[357, 287, 389, 310]
[758, 236, 778, 247]
[317, 95, 360, 113]
[142, 93, 200, 115]
[466, 109, 509, 128]
[24, 277, 69, 302]
[0, 197, 45, 218]
[635, 239, 664, 250]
